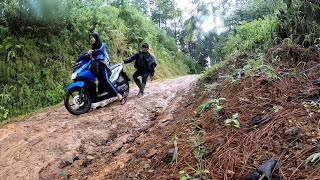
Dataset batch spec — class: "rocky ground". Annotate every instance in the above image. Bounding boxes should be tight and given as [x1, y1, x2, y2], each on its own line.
[0, 75, 199, 180]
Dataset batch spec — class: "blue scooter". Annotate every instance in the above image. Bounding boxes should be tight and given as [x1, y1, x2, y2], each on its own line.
[64, 53, 130, 115]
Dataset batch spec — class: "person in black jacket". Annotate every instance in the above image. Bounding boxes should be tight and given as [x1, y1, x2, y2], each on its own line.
[123, 43, 157, 97]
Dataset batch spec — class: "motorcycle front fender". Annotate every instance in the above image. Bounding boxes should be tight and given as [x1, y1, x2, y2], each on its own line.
[65, 81, 85, 92]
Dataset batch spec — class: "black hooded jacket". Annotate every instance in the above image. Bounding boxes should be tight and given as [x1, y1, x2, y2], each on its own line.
[123, 51, 157, 76]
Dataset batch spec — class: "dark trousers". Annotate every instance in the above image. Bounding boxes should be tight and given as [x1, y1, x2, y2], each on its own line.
[133, 70, 150, 87]
[97, 61, 119, 97]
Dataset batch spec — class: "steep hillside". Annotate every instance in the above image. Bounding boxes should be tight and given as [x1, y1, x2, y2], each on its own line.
[139, 44, 320, 179]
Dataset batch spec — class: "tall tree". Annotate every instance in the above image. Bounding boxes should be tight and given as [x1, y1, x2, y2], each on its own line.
[180, 0, 210, 57]
[151, 0, 175, 28]
[131, 0, 149, 14]
[225, 0, 285, 27]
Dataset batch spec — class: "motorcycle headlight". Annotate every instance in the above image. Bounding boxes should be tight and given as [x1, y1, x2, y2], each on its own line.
[71, 72, 78, 80]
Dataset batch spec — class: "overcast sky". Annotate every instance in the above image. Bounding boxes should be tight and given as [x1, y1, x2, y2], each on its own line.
[175, 0, 236, 33]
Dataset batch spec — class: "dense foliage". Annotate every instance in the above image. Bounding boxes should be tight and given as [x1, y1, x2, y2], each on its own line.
[208, 0, 320, 65]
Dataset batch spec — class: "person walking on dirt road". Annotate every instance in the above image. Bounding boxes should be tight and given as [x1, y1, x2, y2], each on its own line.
[123, 43, 157, 97]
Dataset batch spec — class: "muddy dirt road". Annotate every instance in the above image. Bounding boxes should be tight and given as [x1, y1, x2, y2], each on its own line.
[0, 75, 199, 180]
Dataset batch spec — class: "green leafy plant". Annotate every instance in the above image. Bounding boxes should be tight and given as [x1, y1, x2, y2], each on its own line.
[202, 60, 226, 80]
[225, 113, 241, 128]
[243, 57, 277, 80]
[272, 55, 281, 64]
[222, 17, 277, 57]
[225, 75, 237, 83]
[303, 101, 320, 118]
[0, 106, 9, 121]
[272, 105, 283, 113]
[179, 170, 191, 180]
[179, 168, 210, 180]
[182, 116, 208, 180]
[0, 93, 11, 122]
[305, 152, 320, 165]
[195, 98, 225, 120]
[204, 83, 219, 93]
[303, 101, 320, 109]
[190, 132, 203, 163]
[195, 100, 216, 115]
[190, 118, 203, 163]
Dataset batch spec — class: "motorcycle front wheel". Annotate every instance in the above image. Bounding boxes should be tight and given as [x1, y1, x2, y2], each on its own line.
[64, 88, 92, 115]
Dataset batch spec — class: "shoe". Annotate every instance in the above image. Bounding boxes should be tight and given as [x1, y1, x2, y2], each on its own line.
[138, 83, 146, 98]
[138, 91, 143, 97]
[120, 97, 126, 105]
[117, 94, 126, 105]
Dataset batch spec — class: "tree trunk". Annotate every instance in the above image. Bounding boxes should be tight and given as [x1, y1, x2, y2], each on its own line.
[174, 19, 177, 44]
[164, 20, 167, 31]
[158, 6, 161, 27]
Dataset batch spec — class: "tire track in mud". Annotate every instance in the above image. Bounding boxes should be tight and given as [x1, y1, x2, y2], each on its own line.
[0, 75, 199, 180]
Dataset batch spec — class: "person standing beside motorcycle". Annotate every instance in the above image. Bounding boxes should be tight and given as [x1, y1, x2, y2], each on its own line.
[88, 32, 126, 105]
[123, 43, 157, 97]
